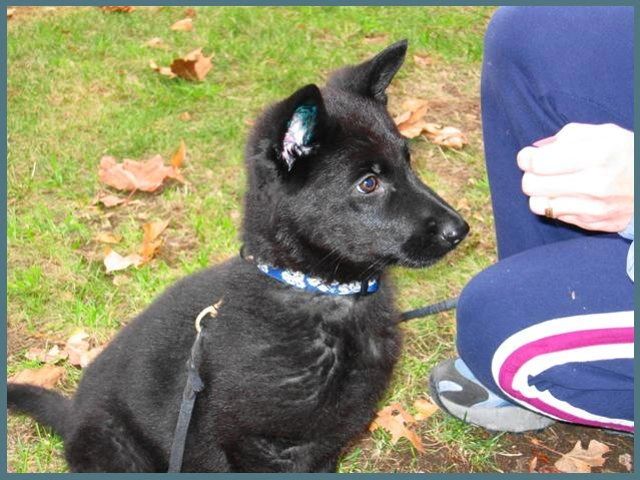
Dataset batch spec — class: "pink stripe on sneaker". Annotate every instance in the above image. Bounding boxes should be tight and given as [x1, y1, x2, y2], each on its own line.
[497, 327, 634, 432]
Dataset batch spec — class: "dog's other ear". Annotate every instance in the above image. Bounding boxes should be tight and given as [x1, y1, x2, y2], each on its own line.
[274, 84, 329, 171]
[327, 39, 408, 104]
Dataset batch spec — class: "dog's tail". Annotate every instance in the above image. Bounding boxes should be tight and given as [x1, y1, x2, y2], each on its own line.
[8, 383, 73, 439]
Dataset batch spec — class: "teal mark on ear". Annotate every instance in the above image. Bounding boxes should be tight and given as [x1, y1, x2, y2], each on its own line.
[282, 104, 318, 170]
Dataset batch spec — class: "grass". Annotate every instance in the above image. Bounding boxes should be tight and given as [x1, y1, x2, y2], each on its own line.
[7, 6, 499, 473]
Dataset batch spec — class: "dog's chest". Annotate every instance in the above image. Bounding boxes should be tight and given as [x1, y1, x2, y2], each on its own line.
[258, 293, 399, 412]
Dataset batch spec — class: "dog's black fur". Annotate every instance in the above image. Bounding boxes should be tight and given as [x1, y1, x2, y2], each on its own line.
[8, 40, 468, 472]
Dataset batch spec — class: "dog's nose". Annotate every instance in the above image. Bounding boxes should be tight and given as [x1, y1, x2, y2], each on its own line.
[441, 219, 470, 246]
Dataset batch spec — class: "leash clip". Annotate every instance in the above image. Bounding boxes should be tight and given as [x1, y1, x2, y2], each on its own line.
[194, 299, 223, 333]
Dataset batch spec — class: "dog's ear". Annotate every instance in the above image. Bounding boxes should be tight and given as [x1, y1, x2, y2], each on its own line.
[327, 39, 408, 105]
[274, 84, 329, 171]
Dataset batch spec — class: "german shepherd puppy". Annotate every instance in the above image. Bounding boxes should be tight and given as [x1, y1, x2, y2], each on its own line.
[8, 40, 468, 472]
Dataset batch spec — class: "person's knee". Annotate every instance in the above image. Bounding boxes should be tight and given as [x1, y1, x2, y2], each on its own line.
[455, 266, 504, 383]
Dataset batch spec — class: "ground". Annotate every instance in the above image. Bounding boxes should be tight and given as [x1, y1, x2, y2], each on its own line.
[6, 6, 633, 473]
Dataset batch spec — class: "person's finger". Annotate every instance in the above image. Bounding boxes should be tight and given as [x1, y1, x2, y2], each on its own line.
[521, 171, 592, 197]
[518, 142, 587, 176]
[528, 196, 607, 218]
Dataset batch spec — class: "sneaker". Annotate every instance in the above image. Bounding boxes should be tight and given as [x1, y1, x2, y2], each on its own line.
[429, 358, 555, 433]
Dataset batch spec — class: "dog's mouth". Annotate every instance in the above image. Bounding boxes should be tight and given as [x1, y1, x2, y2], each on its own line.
[397, 230, 468, 268]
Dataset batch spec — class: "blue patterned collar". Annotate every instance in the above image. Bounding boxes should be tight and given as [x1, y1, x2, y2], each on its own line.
[256, 263, 379, 296]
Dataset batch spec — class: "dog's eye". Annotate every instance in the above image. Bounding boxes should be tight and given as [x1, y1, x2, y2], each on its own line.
[357, 175, 379, 194]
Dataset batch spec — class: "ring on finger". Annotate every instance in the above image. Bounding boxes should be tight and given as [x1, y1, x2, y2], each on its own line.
[544, 198, 555, 219]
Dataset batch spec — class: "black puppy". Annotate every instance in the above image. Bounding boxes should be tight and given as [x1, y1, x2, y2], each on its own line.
[8, 40, 468, 472]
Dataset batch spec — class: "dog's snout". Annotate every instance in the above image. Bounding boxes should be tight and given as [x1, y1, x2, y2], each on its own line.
[441, 218, 470, 246]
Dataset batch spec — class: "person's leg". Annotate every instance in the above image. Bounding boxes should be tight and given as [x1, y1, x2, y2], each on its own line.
[481, 6, 634, 259]
[454, 236, 633, 432]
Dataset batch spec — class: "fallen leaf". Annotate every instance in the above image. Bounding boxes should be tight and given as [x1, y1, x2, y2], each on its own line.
[62, 331, 106, 369]
[179, 111, 192, 121]
[94, 232, 122, 244]
[394, 99, 429, 138]
[429, 126, 468, 150]
[455, 197, 470, 212]
[170, 17, 193, 31]
[140, 219, 170, 261]
[413, 398, 439, 421]
[150, 48, 213, 82]
[413, 53, 434, 67]
[98, 154, 185, 193]
[369, 402, 424, 453]
[170, 140, 186, 168]
[184, 8, 197, 18]
[170, 48, 212, 81]
[100, 6, 135, 13]
[64, 331, 91, 367]
[7, 7, 16, 18]
[103, 249, 143, 274]
[80, 346, 104, 368]
[618, 453, 632, 472]
[10, 365, 65, 389]
[94, 192, 126, 207]
[144, 37, 169, 49]
[554, 440, 610, 473]
[149, 60, 177, 78]
[25, 345, 68, 364]
[528, 456, 538, 473]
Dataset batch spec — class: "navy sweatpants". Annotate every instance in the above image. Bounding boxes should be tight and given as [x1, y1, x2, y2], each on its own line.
[457, 7, 634, 432]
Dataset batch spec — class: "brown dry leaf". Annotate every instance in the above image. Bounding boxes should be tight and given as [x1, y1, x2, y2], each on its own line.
[184, 8, 197, 18]
[80, 346, 104, 368]
[429, 126, 468, 150]
[618, 453, 632, 472]
[99, 154, 185, 193]
[170, 48, 213, 81]
[144, 37, 169, 49]
[413, 53, 434, 67]
[170, 17, 193, 32]
[140, 219, 170, 262]
[94, 232, 122, 244]
[100, 6, 135, 13]
[10, 365, 65, 389]
[170, 140, 186, 168]
[149, 59, 177, 78]
[395, 99, 430, 139]
[25, 345, 68, 364]
[63, 332, 105, 369]
[64, 331, 91, 367]
[179, 111, 192, 121]
[7, 7, 16, 18]
[413, 398, 439, 421]
[104, 249, 143, 274]
[369, 402, 424, 453]
[94, 192, 126, 208]
[554, 440, 610, 473]
[528, 456, 538, 473]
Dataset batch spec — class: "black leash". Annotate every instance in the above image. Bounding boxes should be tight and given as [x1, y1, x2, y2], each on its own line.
[166, 285, 458, 471]
[168, 302, 222, 473]
[397, 297, 458, 323]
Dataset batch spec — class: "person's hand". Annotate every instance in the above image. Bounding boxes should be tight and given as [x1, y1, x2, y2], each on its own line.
[517, 123, 634, 232]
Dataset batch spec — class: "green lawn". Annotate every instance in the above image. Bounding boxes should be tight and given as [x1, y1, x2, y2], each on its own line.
[7, 6, 502, 473]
